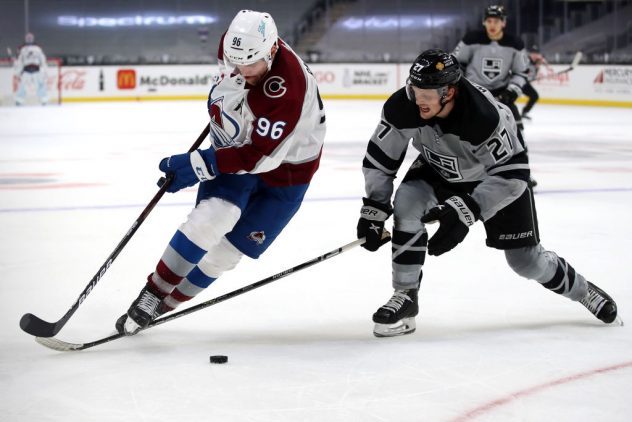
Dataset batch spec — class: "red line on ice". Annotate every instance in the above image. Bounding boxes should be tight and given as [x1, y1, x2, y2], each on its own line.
[451, 360, 632, 422]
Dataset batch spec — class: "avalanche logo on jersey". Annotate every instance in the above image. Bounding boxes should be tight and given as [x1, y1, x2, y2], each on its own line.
[263, 76, 287, 99]
[208, 95, 242, 148]
[482, 57, 502, 81]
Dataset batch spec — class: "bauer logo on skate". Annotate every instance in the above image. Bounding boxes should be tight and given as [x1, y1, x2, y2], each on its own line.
[248, 231, 266, 245]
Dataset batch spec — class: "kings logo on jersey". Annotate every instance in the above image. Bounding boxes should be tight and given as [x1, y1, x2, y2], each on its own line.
[482, 57, 502, 81]
[208, 95, 243, 148]
[422, 145, 463, 181]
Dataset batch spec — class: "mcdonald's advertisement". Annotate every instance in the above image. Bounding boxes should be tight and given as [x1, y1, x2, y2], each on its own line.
[3, 62, 629, 106]
[59, 65, 220, 101]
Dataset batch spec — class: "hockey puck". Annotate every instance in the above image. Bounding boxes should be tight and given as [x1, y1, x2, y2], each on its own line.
[209, 355, 228, 364]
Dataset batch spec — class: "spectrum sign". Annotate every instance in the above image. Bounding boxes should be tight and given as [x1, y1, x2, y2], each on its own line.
[57, 14, 217, 27]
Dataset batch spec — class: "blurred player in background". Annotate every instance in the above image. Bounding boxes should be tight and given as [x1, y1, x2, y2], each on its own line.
[13, 32, 49, 105]
[116, 9, 326, 335]
[452, 5, 528, 132]
[521, 45, 547, 121]
[356, 49, 618, 338]
[453, 4, 536, 186]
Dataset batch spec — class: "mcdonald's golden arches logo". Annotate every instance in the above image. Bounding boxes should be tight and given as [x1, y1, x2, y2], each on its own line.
[117, 69, 136, 89]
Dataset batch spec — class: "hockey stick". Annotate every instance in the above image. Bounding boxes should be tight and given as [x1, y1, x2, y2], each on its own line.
[554, 51, 582, 75]
[34, 234, 385, 351]
[20, 123, 211, 338]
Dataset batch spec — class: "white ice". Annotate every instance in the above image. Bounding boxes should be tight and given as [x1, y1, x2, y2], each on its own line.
[1, 100, 631, 422]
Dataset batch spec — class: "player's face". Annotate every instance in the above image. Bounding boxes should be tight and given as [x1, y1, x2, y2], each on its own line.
[411, 86, 443, 119]
[484, 17, 505, 39]
[236, 59, 269, 85]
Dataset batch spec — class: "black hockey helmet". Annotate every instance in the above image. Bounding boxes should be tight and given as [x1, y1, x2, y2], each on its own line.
[484, 5, 507, 20]
[406, 49, 462, 104]
[408, 49, 461, 90]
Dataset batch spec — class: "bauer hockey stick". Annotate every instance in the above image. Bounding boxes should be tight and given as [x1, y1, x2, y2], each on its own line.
[20, 123, 211, 338]
[34, 233, 390, 351]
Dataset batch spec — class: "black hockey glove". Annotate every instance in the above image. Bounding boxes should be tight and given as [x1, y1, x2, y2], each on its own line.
[357, 197, 392, 252]
[421, 195, 481, 256]
[496, 84, 521, 105]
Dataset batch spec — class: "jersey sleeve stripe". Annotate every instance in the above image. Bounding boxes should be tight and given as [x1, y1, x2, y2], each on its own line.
[365, 141, 406, 173]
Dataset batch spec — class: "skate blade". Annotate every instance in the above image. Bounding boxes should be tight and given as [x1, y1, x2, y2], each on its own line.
[373, 317, 416, 338]
[613, 315, 624, 326]
[123, 318, 142, 335]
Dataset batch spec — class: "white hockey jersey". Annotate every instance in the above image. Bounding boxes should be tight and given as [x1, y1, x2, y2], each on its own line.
[14, 44, 47, 74]
[208, 36, 326, 187]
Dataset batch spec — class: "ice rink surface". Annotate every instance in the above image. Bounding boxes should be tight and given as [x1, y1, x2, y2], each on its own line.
[1, 99, 631, 421]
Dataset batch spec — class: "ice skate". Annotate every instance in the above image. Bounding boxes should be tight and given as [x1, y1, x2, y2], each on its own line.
[116, 286, 165, 335]
[580, 282, 621, 325]
[373, 289, 419, 337]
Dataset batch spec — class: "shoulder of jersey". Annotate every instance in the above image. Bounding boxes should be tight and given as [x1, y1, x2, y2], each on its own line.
[462, 30, 491, 45]
[498, 33, 525, 50]
[249, 40, 307, 112]
[458, 80, 500, 146]
[382, 88, 420, 130]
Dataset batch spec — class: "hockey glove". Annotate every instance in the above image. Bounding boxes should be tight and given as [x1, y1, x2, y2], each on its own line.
[421, 195, 481, 256]
[496, 84, 521, 105]
[357, 197, 392, 252]
[158, 148, 218, 193]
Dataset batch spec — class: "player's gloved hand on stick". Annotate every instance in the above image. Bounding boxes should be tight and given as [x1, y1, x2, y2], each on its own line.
[421, 195, 480, 256]
[496, 84, 521, 105]
[357, 197, 392, 251]
[158, 148, 218, 193]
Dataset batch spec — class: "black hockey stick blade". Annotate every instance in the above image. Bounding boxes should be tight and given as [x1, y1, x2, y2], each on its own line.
[20, 313, 62, 338]
[20, 124, 211, 338]
[34, 235, 384, 352]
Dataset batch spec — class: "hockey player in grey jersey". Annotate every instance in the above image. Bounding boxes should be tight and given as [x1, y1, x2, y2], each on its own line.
[452, 5, 528, 131]
[356, 49, 618, 337]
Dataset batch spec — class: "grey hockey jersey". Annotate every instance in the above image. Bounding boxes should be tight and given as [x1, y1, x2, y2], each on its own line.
[453, 31, 529, 93]
[362, 78, 530, 221]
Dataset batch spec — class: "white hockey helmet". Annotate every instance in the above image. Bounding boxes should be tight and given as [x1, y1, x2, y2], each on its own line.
[223, 10, 278, 71]
[25, 32, 35, 44]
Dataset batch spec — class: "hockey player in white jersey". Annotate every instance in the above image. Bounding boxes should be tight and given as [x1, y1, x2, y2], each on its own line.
[357, 49, 618, 337]
[14, 33, 49, 106]
[116, 10, 326, 335]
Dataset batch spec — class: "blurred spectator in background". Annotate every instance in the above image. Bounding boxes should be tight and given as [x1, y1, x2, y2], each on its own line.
[14, 32, 49, 106]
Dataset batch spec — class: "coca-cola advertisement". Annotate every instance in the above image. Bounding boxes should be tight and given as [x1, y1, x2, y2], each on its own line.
[59, 68, 87, 91]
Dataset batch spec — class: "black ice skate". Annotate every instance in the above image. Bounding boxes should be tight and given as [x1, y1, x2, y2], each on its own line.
[373, 289, 419, 337]
[116, 286, 165, 335]
[580, 281, 620, 324]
